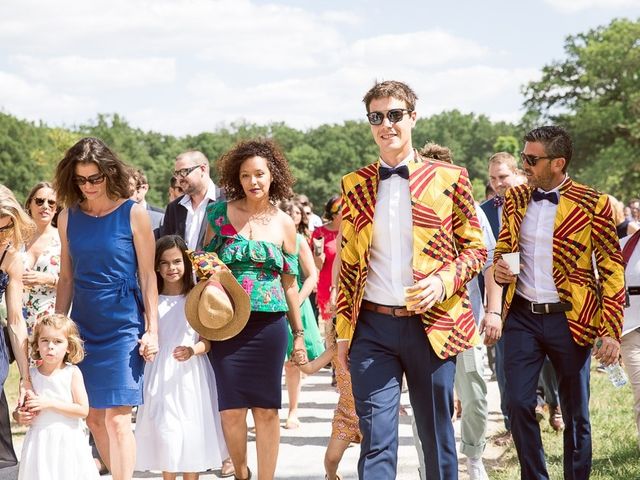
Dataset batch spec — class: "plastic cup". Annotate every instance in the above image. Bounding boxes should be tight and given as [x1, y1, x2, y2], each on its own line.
[502, 252, 520, 275]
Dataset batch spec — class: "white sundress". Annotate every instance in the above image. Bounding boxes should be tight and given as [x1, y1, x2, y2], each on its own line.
[18, 365, 98, 480]
[135, 294, 228, 473]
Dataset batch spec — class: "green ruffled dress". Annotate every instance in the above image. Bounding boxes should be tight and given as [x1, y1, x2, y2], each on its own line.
[286, 234, 325, 361]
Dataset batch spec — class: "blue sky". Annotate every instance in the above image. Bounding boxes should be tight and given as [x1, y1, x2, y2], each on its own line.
[0, 0, 638, 135]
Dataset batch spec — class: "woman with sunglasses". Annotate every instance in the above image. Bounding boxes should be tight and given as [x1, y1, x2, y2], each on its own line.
[0, 184, 35, 469]
[21, 182, 61, 332]
[53, 137, 158, 480]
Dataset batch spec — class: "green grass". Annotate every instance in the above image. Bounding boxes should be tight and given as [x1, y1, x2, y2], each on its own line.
[490, 368, 639, 479]
[6, 363, 27, 438]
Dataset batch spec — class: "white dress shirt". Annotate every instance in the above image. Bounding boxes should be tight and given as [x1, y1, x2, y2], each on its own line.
[516, 176, 569, 303]
[363, 152, 414, 306]
[180, 179, 218, 250]
[621, 234, 640, 336]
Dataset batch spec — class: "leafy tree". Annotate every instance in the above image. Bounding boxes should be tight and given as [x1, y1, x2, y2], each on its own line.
[523, 18, 640, 200]
[493, 136, 520, 157]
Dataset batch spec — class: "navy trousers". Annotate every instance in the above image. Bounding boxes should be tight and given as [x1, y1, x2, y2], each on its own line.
[504, 297, 592, 480]
[349, 309, 457, 480]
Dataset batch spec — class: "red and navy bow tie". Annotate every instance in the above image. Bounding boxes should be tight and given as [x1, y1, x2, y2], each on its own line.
[532, 190, 559, 205]
[379, 164, 410, 180]
[492, 195, 504, 208]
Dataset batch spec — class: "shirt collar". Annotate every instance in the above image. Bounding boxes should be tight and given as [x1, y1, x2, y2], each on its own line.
[537, 175, 569, 195]
[379, 149, 414, 169]
[179, 179, 216, 207]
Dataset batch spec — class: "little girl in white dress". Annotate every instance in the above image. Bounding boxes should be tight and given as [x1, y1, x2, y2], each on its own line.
[135, 235, 227, 479]
[15, 314, 98, 480]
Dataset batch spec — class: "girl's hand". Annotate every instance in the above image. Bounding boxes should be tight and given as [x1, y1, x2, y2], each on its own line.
[173, 346, 194, 362]
[13, 406, 38, 426]
[24, 394, 50, 412]
[139, 331, 159, 362]
[292, 337, 308, 366]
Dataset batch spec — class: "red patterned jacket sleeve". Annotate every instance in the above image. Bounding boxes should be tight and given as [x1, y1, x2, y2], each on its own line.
[435, 168, 487, 298]
[592, 194, 625, 340]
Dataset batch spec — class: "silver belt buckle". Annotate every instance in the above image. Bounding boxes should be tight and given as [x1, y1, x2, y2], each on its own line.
[530, 302, 544, 314]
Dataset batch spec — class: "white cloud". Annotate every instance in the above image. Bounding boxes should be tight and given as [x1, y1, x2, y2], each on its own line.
[0, 71, 96, 123]
[345, 30, 489, 69]
[544, 0, 640, 12]
[0, 0, 346, 70]
[11, 56, 176, 89]
[0, 0, 547, 135]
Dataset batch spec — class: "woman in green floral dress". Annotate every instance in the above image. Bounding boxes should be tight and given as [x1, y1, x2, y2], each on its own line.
[204, 139, 307, 480]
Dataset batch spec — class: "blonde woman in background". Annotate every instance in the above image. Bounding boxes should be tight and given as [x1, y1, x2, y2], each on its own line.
[0, 184, 35, 469]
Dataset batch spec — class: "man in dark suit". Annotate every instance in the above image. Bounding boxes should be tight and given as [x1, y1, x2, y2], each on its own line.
[160, 150, 223, 250]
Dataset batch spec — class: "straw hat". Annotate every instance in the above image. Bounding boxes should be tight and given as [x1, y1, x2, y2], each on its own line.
[185, 270, 251, 341]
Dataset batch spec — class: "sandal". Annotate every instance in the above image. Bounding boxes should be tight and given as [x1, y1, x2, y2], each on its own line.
[220, 458, 235, 478]
[235, 467, 251, 480]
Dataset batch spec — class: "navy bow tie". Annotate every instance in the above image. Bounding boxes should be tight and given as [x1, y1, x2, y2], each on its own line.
[532, 190, 559, 205]
[492, 195, 504, 208]
[379, 164, 410, 180]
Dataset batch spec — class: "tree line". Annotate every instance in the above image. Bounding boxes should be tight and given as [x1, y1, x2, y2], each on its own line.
[1, 18, 637, 208]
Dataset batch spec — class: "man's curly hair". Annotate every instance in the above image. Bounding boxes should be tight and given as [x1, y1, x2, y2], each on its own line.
[217, 139, 295, 203]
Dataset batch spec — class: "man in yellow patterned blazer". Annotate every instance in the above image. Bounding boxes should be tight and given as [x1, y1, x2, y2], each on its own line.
[335, 80, 487, 479]
[493, 126, 625, 480]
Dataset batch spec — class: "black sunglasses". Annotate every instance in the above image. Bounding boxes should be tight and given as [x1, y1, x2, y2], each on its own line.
[34, 197, 56, 208]
[73, 173, 106, 186]
[173, 165, 201, 179]
[0, 220, 14, 233]
[520, 152, 557, 167]
[366, 109, 413, 126]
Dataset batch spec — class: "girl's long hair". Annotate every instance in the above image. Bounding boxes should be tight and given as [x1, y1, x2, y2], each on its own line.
[154, 235, 194, 295]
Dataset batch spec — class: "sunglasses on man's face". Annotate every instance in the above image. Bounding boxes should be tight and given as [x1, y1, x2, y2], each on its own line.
[73, 173, 106, 186]
[34, 197, 56, 208]
[366, 109, 413, 126]
[520, 152, 557, 167]
[0, 220, 14, 233]
[173, 165, 201, 179]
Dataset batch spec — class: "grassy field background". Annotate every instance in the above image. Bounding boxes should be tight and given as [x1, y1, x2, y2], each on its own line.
[490, 368, 639, 479]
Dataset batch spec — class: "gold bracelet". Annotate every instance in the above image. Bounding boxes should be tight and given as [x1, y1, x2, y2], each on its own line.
[292, 329, 305, 338]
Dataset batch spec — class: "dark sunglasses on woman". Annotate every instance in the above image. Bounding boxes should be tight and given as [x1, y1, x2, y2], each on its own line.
[34, 198, 57, 208]
[73, 173, 106, 186]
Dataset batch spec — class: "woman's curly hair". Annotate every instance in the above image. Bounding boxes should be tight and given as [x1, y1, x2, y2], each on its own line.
[217, 139, 294, 203]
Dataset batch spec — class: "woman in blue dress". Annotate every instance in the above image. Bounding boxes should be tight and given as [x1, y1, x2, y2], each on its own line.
[0, 185, 34, 469]
[204, 139, 307, 480]
[53, 138, 158, 480]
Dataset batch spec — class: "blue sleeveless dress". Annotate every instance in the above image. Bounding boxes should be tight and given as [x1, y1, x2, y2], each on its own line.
[67, 200, 145, 408]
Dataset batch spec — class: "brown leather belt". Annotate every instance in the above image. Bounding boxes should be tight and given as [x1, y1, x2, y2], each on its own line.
[361, 300, 414, 317]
